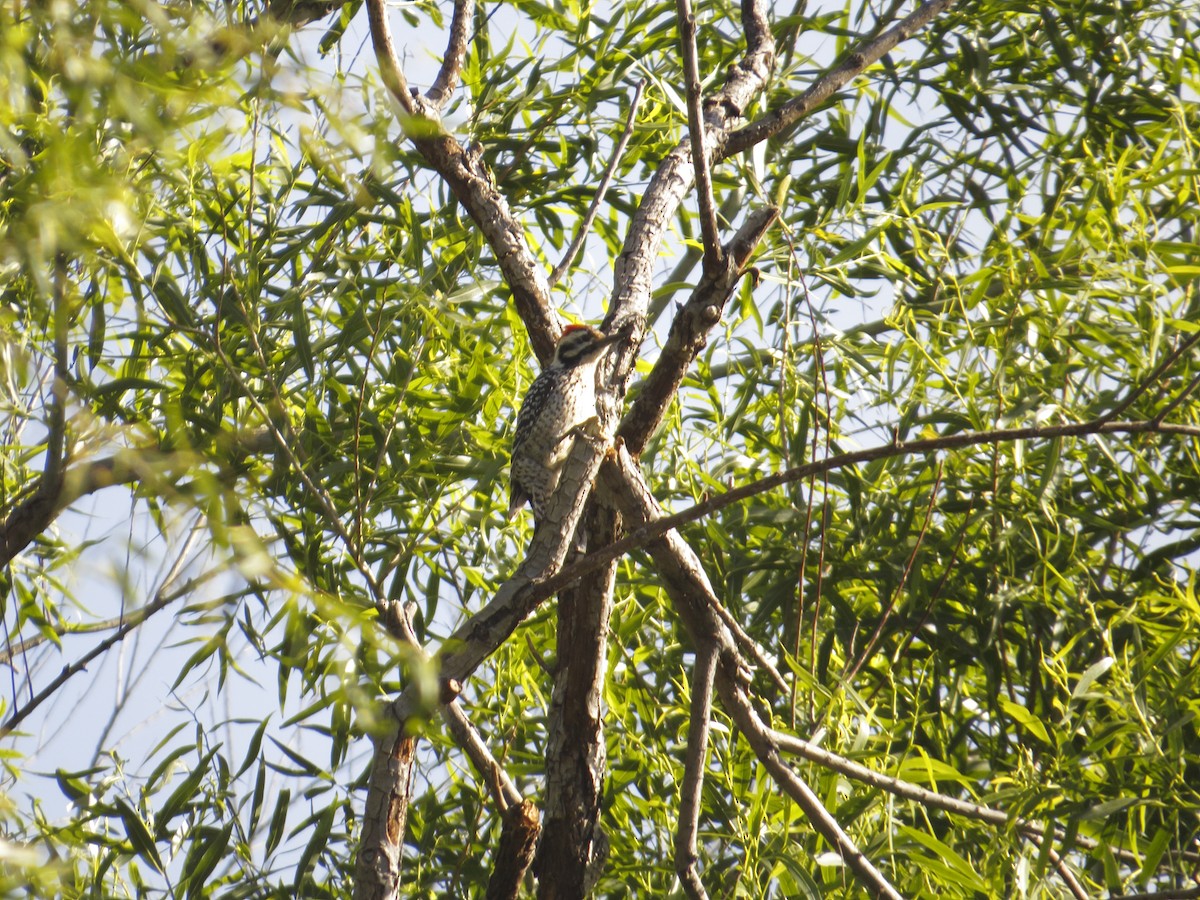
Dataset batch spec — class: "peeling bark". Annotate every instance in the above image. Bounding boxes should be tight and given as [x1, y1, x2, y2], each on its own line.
[535, 506, 619, 898]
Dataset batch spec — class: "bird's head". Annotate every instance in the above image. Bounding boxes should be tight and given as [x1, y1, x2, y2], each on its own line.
[553, 324, 623, 368]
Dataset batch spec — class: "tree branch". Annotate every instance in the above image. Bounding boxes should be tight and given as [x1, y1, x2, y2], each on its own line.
[723, 0, 958, 158]
[534, 506, 620, 898]
[600, 0, 776, 388]
[601, 435, 899, 897]
[617, 205, 779, 455]
[501, 414, 1200, 612]
[768, 729, 1181, 869]
[356, 424, 614, 899]
[0, 433, 272, 570]
[365, 0, 559, 361]
[0, 564, 206, 740]
[548, 80, 645, 290]
[486, 800, 540, 900]
[386, 430, 610, 726]
[717, 673, 903, 899]
[675, 0, 723, 273]
[675, 644, 718, 900]
[425, 0, 471, 110]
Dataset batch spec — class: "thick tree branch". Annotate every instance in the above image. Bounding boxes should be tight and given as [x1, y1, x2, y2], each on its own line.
[386, 433, 609, 726]
[486, 800, 540, 900]
[723, 0, 959, 158]
[535, 507, 619, 898]
[356, 426, 613, 899]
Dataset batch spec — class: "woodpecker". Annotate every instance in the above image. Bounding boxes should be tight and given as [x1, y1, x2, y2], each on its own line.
[508, 324, 623, 525]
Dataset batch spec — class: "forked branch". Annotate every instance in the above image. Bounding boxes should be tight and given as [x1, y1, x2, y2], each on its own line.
[724, 0, 959, 157]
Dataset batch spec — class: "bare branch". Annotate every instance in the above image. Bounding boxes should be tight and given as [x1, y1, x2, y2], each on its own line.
[441, 702, 524, 810]
[618, 206, 780, 455]
[675, 0, 723, 273]
[425, 0, 471, 109]
[596, 416, 1200, 578]
[718, 674, 903, 899]
[601, 0, 776, 385]
[549, 80, 646, 289]
[0, 567, 208, 740]
[675, 645, 718, 900]
[767, 729, 1188, 869]
[486, 800, 540, 900]
[366, 0, 417, 116]
[724, 0, 958, 158]
[364, 0, 559, 360]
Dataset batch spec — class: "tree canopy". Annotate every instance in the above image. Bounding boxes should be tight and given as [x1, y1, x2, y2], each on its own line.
[2, 0, 1199, 897]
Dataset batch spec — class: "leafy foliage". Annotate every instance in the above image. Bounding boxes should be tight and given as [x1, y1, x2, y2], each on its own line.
[1, 0, 1198, 897]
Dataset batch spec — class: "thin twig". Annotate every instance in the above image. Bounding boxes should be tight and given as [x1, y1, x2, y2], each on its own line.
[675, 0, 723, 272]
[1153, 368, 1200, 425]
[675, 645, 718, 900]
[1101, 330, 1200, 424]
[0, 571, 212, 740]
[842, 461, 943, 685]
[549, 80, 646, 289]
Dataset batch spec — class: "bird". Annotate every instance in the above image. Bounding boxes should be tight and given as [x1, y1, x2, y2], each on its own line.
[508, 324, 623, 526]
